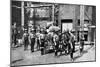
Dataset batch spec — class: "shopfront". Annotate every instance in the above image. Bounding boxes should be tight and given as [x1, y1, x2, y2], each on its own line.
[24, 2, 53, 30]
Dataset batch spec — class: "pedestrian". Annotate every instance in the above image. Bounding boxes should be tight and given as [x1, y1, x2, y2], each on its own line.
[53, 33, 59, 56]
[61, 33, 68, 55]
[30, 29, 35, 52]
[65, 31, 70, 54]
[79, 32, 85, 56]
[23, 29, 29, 51]
[69, 31, 76, 61]
[36, 30, 41, 50]
[40, 29, 45, 55]
[65, 30, 74, 61]
[69, 31, 76, 52]
[12, 23, 18, 47]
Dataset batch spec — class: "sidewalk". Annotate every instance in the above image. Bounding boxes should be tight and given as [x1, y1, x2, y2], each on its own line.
[74, 45, 95, 62]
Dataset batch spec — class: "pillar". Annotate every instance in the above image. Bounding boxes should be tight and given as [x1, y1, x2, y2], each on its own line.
[21, 1, 24, 27]
[80, 5, 84, 34]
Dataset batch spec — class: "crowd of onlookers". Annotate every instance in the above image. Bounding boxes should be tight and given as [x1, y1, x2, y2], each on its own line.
[11, 22, 85, 61]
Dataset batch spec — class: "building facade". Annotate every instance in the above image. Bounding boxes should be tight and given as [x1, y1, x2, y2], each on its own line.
[12, 1, 96, 43]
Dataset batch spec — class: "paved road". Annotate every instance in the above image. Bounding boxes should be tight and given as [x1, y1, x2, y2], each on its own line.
[11, 45, 95, 66]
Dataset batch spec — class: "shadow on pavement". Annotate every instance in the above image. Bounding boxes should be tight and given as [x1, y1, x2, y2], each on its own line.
[11, 59, 23, 64]
[73, 50, 88, 61]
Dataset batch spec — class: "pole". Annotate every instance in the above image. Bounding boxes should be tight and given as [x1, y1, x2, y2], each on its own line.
[58, 5, 61, 29]
[80, 5, 84, 35]
[73, 6, 78, 42]
[21, 1, 24, 27]
[52, 5, 55, 23]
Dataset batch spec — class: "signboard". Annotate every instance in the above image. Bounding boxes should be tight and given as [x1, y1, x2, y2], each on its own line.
[36, 7, 50, 18]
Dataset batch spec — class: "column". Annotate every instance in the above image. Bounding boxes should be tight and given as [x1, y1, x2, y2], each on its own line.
[80, 5, 84, 34]
[52, 5, 55, 23]
[73, 5, 78, 42]
[21, 1, 24, 27]
[58, 6, 61, 28]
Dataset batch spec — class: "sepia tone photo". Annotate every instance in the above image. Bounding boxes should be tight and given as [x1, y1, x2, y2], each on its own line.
[10, 0, 96, 66]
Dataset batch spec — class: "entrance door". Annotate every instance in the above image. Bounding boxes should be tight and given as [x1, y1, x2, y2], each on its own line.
[62, 23, 73, 32]
[61, 19, 73, 32]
